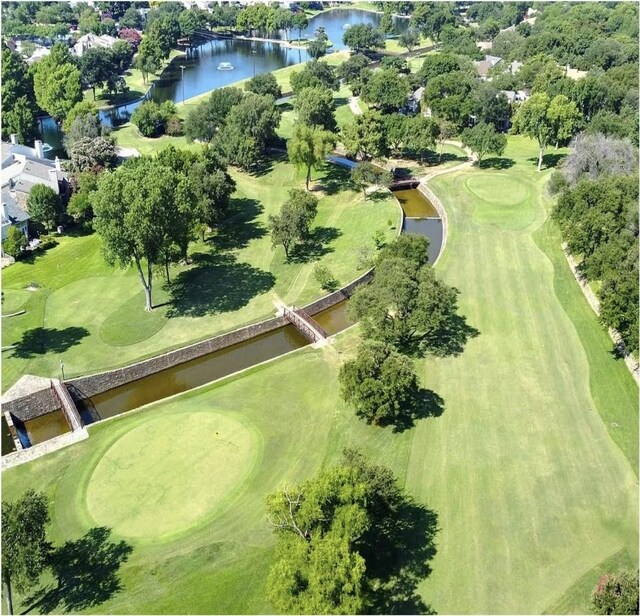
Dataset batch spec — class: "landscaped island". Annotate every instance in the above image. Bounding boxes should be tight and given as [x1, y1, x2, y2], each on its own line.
[1, 2, 638, 615]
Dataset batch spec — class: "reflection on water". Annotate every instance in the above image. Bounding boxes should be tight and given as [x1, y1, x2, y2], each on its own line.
[79, 324, 308, 421]
[313, 301, 354, 335]
[1, 416, 16, 455]
[403, 218, 443, 265]
[393, 188, 439, 218]
[24, 410, 70, 446]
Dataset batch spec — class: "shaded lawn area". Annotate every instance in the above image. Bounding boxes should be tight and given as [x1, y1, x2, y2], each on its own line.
[2, 158, 399, 391]
[2, 135, 638, 615]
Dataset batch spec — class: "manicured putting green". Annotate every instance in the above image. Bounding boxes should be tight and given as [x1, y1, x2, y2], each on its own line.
[85, 412, 258, 538]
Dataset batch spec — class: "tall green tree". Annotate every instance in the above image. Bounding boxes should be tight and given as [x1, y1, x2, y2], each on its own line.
[135, 37, 164, 84]
[32, 43, 82, 122]
[27, 185, 61, 231]
[351, 161, 392, 200]
[307, 39, 328, 60]
[410, 2, 455, 41]
[288, 124, 336, 191]
[245, 72, 282, 99]
[1, 42, 38, 144]
[339, 340, 422, 427]
[293, 85, 337, 131]
[361, 68, 411, 113]
[2, 491, 51, 616]
[398, 27, 420, 52]
[91, 158, 197, 310]
[341, 111, 388, 160]
[292, 12, 308, 41]
[343, 23, 384, 53]
[268, 189, 318, 260]
[461, 122, 507, 165]
[184, 87, 245, 142]
[290, 60, 339, 94]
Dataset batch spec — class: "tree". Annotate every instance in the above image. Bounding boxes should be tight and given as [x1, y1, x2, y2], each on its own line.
[91, 158, 196, 311]
[343, 23, 384, 53]
[67, 171, 99, 222]
[184, 87, 245, 142]
[423, 71, 476, 128]
[2, 43, 38, 144]
[292, 12, 308, 41]
[290, 60, 339, 94]
[398, 28, 420, 52]
[288, 124, 336, 191]
[512, 93, 582, 171]
[64, 113, 102, 151]
[562, 133, 637, 185]
[27, 185, 60, 231]
[131, 101, 164, 137]
[79, 47, 111, 99]
[33, 43, 82, 122]
[407, 115, 440, 162]
[266, 448, 436, 614]
[275, 7, 294, 41]
[307, 39, 328, 60]
[120, 6, 143, 29]
[348, 240, 468, 356]
[341, 111, 388, 161]
[3, 226, 28, 259]
[376, 233, 430, 268]
[472, 83, 510, 130]
[411, 2, 455, 41]
[135, 37, 163, 83]
[336, 53, 370, 85]
[361, 68, 411, 113]
[294, 85, 336, 132]
[339, 341, 422, 426]
[215, 93, 281, 169]
[245, 72, 281, 99]
[351, 161, 392, 200]
[68, 136, 117, 172]
[384, 113, 411, 157]
[461, 122, 507, 165]
[590, 570, 639, 615]
[379, 9, 394, 36]
[269, 189, 318, 259]
[119, 28, 142, 51]
[146, 15, 180, 58]
[178, 8, 206, 40]
[63, 101, 98, 134]
[416, 52, 461, 85]
[2, 491, 51, 615]
[436, 119, 456, 160]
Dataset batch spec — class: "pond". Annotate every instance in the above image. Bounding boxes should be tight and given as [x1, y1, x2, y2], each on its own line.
[38, 9, 409, 154]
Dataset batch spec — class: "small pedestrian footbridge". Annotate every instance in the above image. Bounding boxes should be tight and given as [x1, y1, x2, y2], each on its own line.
[279, 305, 329, 345]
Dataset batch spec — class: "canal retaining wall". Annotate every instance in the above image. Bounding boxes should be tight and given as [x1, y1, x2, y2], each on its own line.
[1, 428, 88, 471]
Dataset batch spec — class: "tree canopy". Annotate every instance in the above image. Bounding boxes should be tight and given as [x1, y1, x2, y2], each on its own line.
[288, 124, 336, 191]
[342, 23, 384, 53]
[341, 111, 388, 161]
[293, 85, 337, 132]
[461, 122, 507, 164]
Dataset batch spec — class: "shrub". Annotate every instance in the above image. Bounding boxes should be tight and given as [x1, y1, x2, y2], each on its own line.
[590, 570, 639, 615]
[547, 170, 568, 195]
[3, 226, 27, 258]
[314, 263, 338, 291]
[165, 115, 183, 136]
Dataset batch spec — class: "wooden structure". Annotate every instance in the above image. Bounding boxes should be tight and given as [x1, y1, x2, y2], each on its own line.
[283, 306, 328, 343]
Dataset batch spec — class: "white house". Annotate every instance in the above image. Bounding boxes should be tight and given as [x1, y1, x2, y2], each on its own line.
[73, 33, 118, 57]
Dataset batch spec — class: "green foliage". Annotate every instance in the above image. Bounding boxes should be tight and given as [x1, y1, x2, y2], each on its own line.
[416, 52, 462, 85]
[290, 60, 339, 94]
[67, 172, 99, 223]
[307, 39, 328, 61]
[361, 68, 411, 113]
[293, 85, 336, 132]
[135, 37, 164, 83]
[1, 490, 51, 615]
[1, 42, 38, 144]
[341, 111, 388, 161]
[287, 124, 336, 190]
[590, 570, 639, 615]
[120, 6, 143, 29]
[27, 185, 61, 231]
[407, 115, 440, 161]
[268, 189, 318, 260]
[266, 449, 437, 614]
[3, 226, 28, 259]
[398, 27, 420, 52]
[146, 14, 180, 58]
[376, 234, 430, 269]
[348, 238, 469, 357]
[131, 101, 164, 137]
[342, 23, 384, 53]
[552, 174, 638, 354]
[336, 53, 369, 86]
[384, 112, 411, 156]
[313, 263, 338, 292]
[214, 93, 281, 170]
[68, 136, 117, 173]
[461, 122, 507, 164]
[423, 71, 476, 128]
[32, 43, 82, 122]
[439, 25, 482, 59]
[91, 157, 197, 310]
[472, 83, 511, 130]
[350, 161, 392, 200]
[410, 2, 456, 41]
[245, 72, 282, 99]
[184, 87, 245, 142]
[339, 340, 421, 427]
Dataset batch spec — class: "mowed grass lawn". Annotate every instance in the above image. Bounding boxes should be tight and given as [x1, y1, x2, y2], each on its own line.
[2, 158, 399, 391]
[2, 136, 637, 615]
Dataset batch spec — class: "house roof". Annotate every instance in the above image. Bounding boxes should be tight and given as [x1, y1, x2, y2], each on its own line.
[411, 87, 425, 102]
[1, 190, 30, 227]
[1, 145, 67, 195]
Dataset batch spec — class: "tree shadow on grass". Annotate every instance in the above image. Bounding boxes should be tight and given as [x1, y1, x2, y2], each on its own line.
[11, 327, 90, 359]
[389, 388, 445, 434]
[359, 498, 439, 614]
[421, 313, 480, 358]
[478, 157, 515, 170]
[527, 152, 567, 170]
[288, 226, 342, 263]
[22, 527, 133, 615]
[167, 252, 275, 318]
[317, 161, 355, 196]
[211, 197, 265, 251]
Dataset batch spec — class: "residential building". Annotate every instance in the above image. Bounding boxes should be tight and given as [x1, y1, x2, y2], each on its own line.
[72, 33, 118, 57]
[475, 54, 502, 80]
[1, 190, 30, 242]
[1, 136, 69, 210]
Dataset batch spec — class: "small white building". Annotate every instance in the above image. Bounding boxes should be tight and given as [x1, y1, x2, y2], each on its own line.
[73, 33, 118, 57]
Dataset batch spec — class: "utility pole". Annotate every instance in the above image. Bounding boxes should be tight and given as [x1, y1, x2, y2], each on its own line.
[180, 65, 186, 103]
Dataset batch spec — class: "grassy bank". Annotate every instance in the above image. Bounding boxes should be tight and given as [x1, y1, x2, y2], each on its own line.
[2, 158, 399, 390]
[3, 136, 637, 615]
